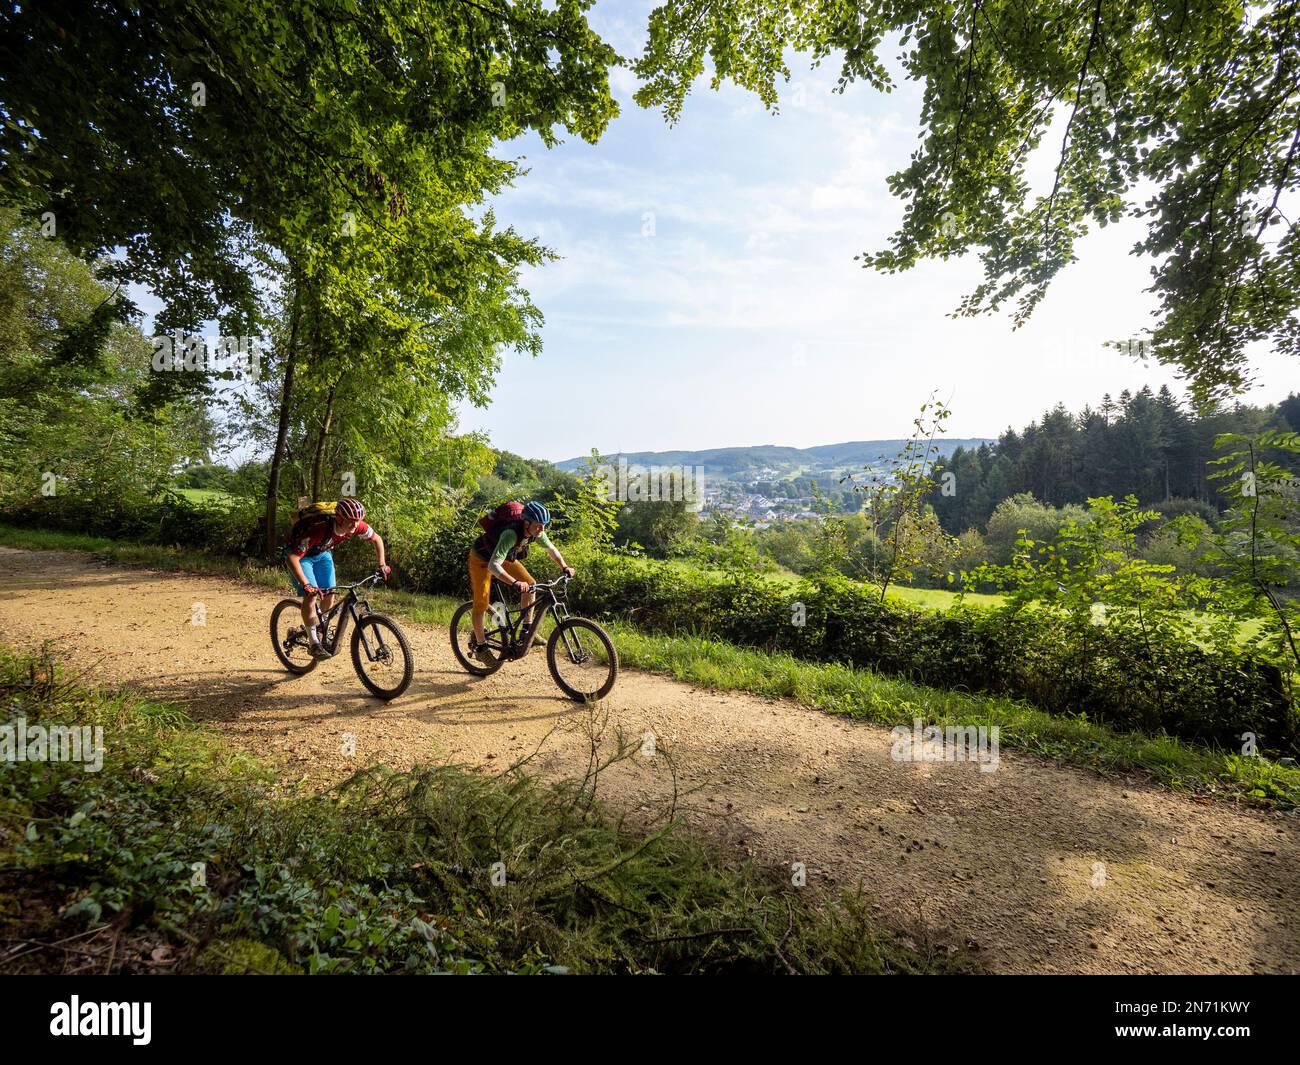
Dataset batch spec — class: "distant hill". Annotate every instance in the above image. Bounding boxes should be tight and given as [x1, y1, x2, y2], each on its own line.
[556, 439, 992, 482]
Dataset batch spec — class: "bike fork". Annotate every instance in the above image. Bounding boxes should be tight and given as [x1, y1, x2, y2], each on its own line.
[550, 602, 586, 661]
[355, 616, 387, 662]
[560, 621, 588, 663]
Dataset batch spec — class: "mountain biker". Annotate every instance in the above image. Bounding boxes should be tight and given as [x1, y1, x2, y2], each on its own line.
[283, 498, 390, 659]
[469, 500, 574, 664]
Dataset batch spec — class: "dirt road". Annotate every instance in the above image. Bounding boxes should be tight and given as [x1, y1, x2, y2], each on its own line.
[1, 546, 1296, 974]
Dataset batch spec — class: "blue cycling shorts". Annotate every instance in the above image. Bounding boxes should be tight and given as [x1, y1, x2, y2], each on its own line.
[284, 550, 335, 596]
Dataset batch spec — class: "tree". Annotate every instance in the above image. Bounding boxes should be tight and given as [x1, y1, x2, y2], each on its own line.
[756, 521, 817, 573]
[1155, 385, 1195, 500]
[849, 394, 957, 599]
[971, 496, 1234, 719]
[1, 0, 618, 328]
[924, 384, 1293, 535]
[983, 493, 1081, 564]
[636, 1, 1300, 404]
[1, 0, 622, 552]
[550, 453, 622, 551]
[1279, 393, 1300, 432]
[613, 469, 700, 557]
[0, 211, 211, 510]
[1143, 513, 1216, 575]
[240, 192, 555, 552]
[1208, 429, 1300, 682]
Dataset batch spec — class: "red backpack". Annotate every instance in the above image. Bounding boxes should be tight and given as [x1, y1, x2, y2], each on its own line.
[474, 501, 529, 560]
[478, 500, 525, 535]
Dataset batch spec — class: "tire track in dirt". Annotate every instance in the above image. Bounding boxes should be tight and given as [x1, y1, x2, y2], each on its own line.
[1, 547, 1296, 974]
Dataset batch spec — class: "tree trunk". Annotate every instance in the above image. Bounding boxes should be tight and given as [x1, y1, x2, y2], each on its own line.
[262, 274, 304, 557]
[310, 381, 336, 501]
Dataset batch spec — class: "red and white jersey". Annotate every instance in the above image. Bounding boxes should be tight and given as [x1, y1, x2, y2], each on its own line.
[288, 517, 374, 558]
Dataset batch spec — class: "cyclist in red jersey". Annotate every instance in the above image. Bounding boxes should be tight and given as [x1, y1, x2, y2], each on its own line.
[283, 498, 389, 658]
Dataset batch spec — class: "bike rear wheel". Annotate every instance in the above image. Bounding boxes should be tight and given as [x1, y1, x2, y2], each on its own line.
[546, 617, 618, 702]
[449, 601, 508, 676]
[351, 613, 413, 700]
[271, 599, 319, 675]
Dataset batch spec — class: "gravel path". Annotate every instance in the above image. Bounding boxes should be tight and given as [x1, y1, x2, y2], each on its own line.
[2, 546, 1296, 974]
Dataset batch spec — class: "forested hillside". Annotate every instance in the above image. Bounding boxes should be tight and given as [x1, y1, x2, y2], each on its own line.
[555, 439, 991, 480]
[931, 387, 1300, 534]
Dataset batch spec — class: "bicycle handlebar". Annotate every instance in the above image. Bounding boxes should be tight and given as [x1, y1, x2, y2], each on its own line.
[315, 571, 387, 594]
[528, 574, 571, 591]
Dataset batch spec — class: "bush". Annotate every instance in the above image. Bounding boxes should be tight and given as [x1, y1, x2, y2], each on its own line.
[1, 491, 264, 556]
[469, 552, 1295, 755]
[983, 493, 1085, 564]
[1152, 498, 1220, 526]
[1142, 515, 1217, 576]
[403, 507, 480, 598]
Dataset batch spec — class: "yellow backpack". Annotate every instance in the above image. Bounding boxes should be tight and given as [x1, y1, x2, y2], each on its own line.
[287, 501, 338, 543]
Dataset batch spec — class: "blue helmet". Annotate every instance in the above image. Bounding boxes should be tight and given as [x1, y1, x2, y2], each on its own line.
[523, 500, 551, 526]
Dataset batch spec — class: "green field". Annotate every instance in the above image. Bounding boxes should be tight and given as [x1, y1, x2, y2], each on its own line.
[881, 584, 1006, 610]
[173, 487, 236, 506]
[881, 579, 1262, 643]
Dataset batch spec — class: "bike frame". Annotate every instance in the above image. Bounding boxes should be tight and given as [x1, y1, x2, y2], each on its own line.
[484, 575, 585, 660]
[311, 573, 386, 659]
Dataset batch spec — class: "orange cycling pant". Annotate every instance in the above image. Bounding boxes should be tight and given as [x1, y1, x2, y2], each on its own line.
[468, 549, 534, 613]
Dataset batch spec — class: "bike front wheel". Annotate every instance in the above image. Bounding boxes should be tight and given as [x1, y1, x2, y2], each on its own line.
[350, 613, 413, 700]
[270, 599, 319, 676]
[546, 618, 618, 702]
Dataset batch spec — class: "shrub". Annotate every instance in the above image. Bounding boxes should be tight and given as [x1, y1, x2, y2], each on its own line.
[1, 491, 263, 557]
[546, 556, 1295, 754]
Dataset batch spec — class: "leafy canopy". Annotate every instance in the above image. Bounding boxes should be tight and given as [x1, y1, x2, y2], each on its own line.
[635, 0, 1300, 404]
[0, 0, 620, 344]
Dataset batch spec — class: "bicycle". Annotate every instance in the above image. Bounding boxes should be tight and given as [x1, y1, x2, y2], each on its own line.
[270, 571, 414, 700]
[449, 574, 618, 702]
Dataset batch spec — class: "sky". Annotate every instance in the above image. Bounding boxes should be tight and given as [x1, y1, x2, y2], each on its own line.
[454, 1, 1297, 464]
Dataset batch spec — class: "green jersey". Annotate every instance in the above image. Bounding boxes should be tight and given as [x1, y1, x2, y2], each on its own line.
[490, 526, 553, 568]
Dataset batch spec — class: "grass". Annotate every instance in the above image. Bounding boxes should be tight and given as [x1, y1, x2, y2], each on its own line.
[172, 487, 236, 507]
[882, 584, 1007, 610]
[0, 643, 949, 974]
[3, 522, 1296, 809]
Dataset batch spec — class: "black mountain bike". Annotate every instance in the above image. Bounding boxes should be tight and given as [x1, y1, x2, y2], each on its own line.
[450, 575, 618, 702]
[270, 572, 414, 700]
